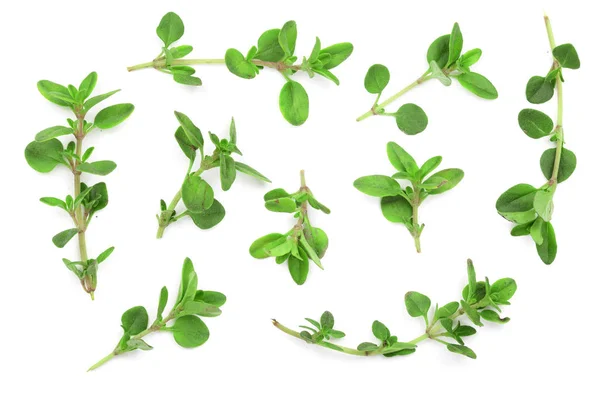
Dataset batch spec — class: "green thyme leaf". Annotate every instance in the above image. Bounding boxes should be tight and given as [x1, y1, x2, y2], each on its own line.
[156, 12, 185, 47]
[525, 76, 554, 104]
[395, 103, 428, 135]
[189, 199, 226, 230]
[457, 72, 498, 99]
[279, 81, 309, 126]
[552, 43, 580, 69]
[540, 148, 576, 183]
[94, 104, 135, 129]
[518, 109, 554, 139]
[364, 64, 390, 94]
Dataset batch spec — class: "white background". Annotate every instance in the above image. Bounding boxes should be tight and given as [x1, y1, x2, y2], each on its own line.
[0, 0, 597, 398]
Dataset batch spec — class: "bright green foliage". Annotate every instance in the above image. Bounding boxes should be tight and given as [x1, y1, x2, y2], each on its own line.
[25, 72, 133, 298]
[357, 22, 497, 134]
[128, 12, 353, 126]
[354, 142, 463, 252]
[250, 171, 330, 285]
[157, 113, 270, 238]
[274, 260, 516, 360]
[497, 16, 578, 265]
[89, 258, 226, 370]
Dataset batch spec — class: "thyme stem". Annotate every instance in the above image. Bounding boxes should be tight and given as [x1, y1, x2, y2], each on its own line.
[544, 15, 564, 187]
[127, 58, 302, 73]
[356, 71, 431, 122]
[74, 114, 92, 299]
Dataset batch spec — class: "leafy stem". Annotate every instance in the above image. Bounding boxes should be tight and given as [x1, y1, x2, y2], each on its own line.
[274, 260, 517, 359]
[496, 15, 579, 265]
[156, 112, 270, 238]
[127, 58, 303, 73]
[272, 320, 432, 356]
[156, 153, 220, 238]
[88, 310, 176, 371]
[128, 12, 353, 126]
[25, 72, 134, 298]
[88, 258, 227, 371]
[354, 142, 463, 253]
[72, 113, 92, 297]
[250, 170, 330, 285]
[356, 71, 432, 122]
[356, 23, 498, 134]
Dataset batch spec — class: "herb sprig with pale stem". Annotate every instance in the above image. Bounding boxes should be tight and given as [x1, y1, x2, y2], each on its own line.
[354, 142, 463, 252]
[25, 73, 134, 299]
[356, 23, 497, 135]
[496, 15, 579, 265]
[88, 258, 225, 371]
[127, 12, 353, 126]
[250, 171, 330, 285]
[157, 112, 270, 238]
[273, 260, 516, 359]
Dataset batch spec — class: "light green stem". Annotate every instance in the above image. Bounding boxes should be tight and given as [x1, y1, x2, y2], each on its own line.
[272, 320, 431, 356]
[410, 183, 422, 253]
[87, 352, 115, 371]
[127, 59, 225, 71]
[273, 305, 475, 358]
[88, 310, 178, 371]
[74, 116, 93, 300]
[356, 72, 431, 122]
[544, 15, 564, 186]
[127, 58, 302, 73]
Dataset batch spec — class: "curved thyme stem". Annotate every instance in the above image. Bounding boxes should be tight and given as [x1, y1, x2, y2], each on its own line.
[73, 113, 93, 299]
[127, 58, 302, 73]
[273, 304, 478, 357]
[356, 71, 432, 122]
[544, 15, 564, 187]
[272, 320, 430, 356]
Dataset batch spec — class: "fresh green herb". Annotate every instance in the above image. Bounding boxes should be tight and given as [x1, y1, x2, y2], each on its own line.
[496, 16, 579, 265]
[273, 259, 516, 359]
[156, 112, 270, 238]
[127, 12, 353, 126]
[88, 257, 225, 370]
[249, 170, 330, 285]
[356, 23, 497, 134]
[25, 73, 134, 299]
[354, 142, 463, 252]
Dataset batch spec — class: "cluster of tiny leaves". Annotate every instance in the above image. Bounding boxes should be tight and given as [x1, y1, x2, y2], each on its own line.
[89, 258, 226, 370]
[362, 23, 497, 134]
[354, 142, 463, 252]
[283, 260, 516, 359]
[138, 12, 353, 126]
[249, 174, 330, 285]
[157, 113, 270, 236]
[24, 72, 134, 295]
[496, 39, 580, 265]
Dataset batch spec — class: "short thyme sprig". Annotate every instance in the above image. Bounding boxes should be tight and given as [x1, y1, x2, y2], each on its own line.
[88, 258, 226, 371]
[156, 112, 270, 238]
[354, 142, 463, 252]
[356, 23, 498, 135]
[496, 15, 579, 265]
[249, 170, 330, 285]
[127, 12, 353, 126]
[25, 73, 134, 299]
[273, 260, 516, 359]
